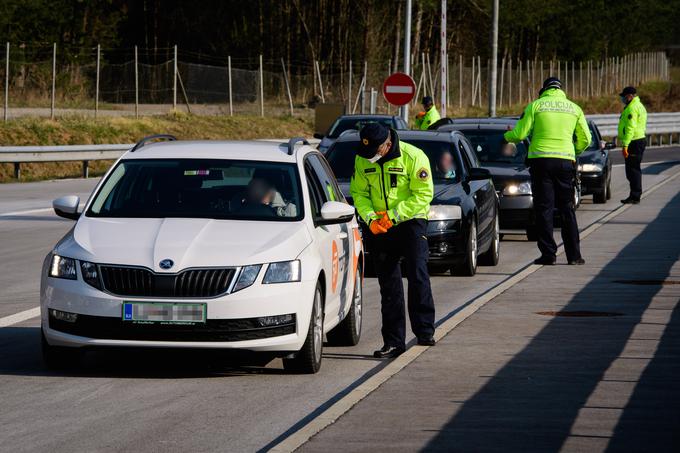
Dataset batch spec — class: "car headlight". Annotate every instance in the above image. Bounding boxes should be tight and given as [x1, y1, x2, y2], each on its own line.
[428, 205, 462, 221]
[80, 261, 102, 289]
[503, 182, 532, 196]
[578, 163, 603, 172]
[232, 264, 262, 292]
[263, 260, 301, 284]
[49, 255, 77, 280]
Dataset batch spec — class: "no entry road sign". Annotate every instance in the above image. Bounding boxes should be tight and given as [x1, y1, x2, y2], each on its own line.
[382, 72, 416, 106]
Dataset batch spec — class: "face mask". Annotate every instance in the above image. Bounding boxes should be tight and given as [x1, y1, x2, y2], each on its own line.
[445, 170, 456, 179]
[367, 153, 382, 164]
[620, 96, 628, 105]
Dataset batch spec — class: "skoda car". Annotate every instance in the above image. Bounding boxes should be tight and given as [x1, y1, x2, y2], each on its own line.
[325, 130, 499, 276]
[315, 114, 409, 153]
[41, 135, 364, 374]
[577, 121, 613, 204]
[438, 118, 582, 240]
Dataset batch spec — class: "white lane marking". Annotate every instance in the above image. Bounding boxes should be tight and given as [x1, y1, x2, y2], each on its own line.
[613, 159, 680, 168]
[269, 167, 680, 453]
[0, 207, 53, 217]
[0, 307, 40, 327]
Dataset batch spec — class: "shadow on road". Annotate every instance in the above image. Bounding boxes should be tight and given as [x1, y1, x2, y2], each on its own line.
[423, 190, 680, 452]
[0, 326, 290, 378]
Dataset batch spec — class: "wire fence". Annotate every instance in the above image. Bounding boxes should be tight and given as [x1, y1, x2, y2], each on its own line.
[0, 43, 672, 120]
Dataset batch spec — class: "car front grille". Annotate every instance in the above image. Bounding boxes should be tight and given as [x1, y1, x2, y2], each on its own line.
[99, 266, 236, 298]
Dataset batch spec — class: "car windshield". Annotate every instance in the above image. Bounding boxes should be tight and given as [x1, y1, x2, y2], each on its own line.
[327, 118, 394, 138]
[325, 139, 460, 182]
[462, 129, 528, 164]
[86, 159, 302, 221]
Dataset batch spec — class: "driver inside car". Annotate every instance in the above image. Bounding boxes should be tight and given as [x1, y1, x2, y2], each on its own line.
[436, 151, 456, 179]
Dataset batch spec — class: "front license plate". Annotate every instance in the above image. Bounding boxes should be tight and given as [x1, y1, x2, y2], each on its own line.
[122, 302, 206, 324]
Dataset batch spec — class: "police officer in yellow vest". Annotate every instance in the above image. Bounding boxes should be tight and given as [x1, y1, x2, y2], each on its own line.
[350, 122, 435, 358]
[504, 77, 591, 265]
[414, 96, 441, 130]
[618, 86, 648, 204]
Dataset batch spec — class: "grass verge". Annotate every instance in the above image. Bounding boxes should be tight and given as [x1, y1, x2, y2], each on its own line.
[0, 113, 313, 182]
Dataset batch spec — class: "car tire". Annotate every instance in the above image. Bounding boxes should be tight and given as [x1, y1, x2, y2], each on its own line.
[606, 174, 612, 200]
[454, 219, 477, 276]
[525, 226, 539, 242]
[283, 282, 324, 374]
[41, 327, 81, 369]
[326, 266, 363, 346]
[479, 214, 500, 266]
[593, 188, 606, 204]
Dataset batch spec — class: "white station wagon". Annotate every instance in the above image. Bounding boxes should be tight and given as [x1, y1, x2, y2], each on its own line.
[41, 135, 364, 374]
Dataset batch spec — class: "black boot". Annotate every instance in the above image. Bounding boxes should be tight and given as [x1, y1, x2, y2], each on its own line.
[373, 345, 405, 359]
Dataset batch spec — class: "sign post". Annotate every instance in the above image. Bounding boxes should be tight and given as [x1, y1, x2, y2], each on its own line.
[383, 72, 416, 107]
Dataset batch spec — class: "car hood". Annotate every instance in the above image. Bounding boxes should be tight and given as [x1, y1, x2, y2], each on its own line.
[56, 217, 312, 271]
[578, 150, 605, 164]
[482, 162, 530, 188]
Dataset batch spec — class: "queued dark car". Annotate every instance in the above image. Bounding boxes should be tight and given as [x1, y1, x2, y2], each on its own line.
[578, 121, 613, 204]
[314, 114, 409, 153]
[324, 130, 500, 276]
[437, 118, 582, 240]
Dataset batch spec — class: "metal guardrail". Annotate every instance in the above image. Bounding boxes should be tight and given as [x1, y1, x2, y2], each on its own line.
[591, 113, 680, 143]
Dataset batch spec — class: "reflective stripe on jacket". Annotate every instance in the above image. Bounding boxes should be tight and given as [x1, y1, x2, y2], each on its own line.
[504, 88, 591, 160]
[617, 96, 647, 147]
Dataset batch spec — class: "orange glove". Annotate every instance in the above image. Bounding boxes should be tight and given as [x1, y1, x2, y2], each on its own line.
[378, 211, 393, 230]
[369, 218, 388, 235]
[416, 111, 426, 119]
[622, 146, 629, 159]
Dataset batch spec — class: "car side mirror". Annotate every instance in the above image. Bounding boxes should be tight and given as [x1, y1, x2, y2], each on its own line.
[604, 141, 615, 150]
[53, 195, 80, 220]
[467, 167, 491, 181]
[319, 201, 355, 225]
[313, 133, 324, 140]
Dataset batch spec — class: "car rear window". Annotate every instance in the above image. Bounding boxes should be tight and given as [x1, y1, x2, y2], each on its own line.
[325, 139, 460, 182]
[86, 159, 302, 221]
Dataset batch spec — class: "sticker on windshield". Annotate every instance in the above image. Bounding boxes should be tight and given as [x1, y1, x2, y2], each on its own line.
[184, 170, 210, 176]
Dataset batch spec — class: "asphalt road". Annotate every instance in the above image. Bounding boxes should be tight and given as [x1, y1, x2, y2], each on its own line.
[1, 147, 680, 452]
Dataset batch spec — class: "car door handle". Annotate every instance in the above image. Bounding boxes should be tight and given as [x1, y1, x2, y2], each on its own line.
[337, 232, 348, 239]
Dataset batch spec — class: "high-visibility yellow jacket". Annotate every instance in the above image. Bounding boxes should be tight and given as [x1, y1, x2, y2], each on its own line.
[504, 88, 591, 160]
[350, 138, 433, 225]
[617, 96, 647, 147]
[415, 105, 441, 130]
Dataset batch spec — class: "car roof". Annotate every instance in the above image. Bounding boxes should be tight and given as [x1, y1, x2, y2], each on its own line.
[336, 114, 399, 120]
[437, 117, 519, 131]
[334, 130, 458, 144]
[120, 140, 312, 163]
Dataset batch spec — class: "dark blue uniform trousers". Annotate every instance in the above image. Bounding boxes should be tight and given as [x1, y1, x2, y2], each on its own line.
[529, 157, 582, 262]
[370, 218, 435, 348]
[625, 138, 646, 200]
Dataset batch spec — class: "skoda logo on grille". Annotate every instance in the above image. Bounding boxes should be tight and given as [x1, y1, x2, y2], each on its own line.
[159, 259, 174, 270]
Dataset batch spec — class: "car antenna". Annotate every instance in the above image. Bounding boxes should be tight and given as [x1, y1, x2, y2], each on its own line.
[130, 134, 177, 152]
[287, 137, 309, 155]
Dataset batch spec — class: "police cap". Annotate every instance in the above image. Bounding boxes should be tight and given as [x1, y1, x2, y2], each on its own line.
[358, 122, 389, 158]
[619, 86, 636, 97]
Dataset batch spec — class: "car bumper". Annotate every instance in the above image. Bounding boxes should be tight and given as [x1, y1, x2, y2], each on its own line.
[579, 171, 605, 194]
[41, 276, 316, 352]
[360, 219, 466, 266]
[499, 195, 534, 230]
